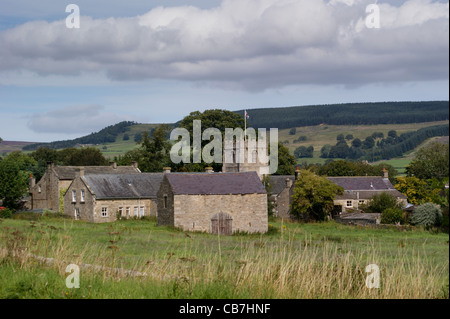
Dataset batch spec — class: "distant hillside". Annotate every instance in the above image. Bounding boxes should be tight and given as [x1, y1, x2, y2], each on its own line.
[23, 121, 140, 151]
[19, 100, 449, 153]
[236, 101, 449, 130]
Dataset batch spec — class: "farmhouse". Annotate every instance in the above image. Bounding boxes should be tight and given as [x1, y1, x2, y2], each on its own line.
[327, 170, 408, 214]
[29, 161, 140, 212]
[157, 169, 268, 234]
[64, 171, 163, 223]
[268, 169, 408, 219]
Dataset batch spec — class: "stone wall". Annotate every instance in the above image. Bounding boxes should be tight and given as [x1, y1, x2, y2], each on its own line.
[156, 177, 174, 226]
[275, 185, 294, 220]
[64, 176, 154, 223]
[172, 193, 268, 234]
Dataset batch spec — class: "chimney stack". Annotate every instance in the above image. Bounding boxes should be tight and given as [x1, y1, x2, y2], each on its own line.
[29, 174, 36, 189]
[131, 161, 139, 169]
[78, 167, 85, 177]
[295, 168, 300, 180]
[205, 167, 214, 173]
[163, 167, 171, 174]
[47, 161, 55, 169]
[383, 168, 389, 179]
[110, 161, 117, 169]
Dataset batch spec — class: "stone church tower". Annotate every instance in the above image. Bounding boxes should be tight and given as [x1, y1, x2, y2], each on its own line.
[222, 139, 270, 179]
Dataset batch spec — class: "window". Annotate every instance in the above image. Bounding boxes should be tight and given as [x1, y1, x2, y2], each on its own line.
[163, 195, 168, 209]
[72, 190, 77, 203]
[38, 185, 42, 193]
[80, 190, 85, 203]
[74, 208, 80, 220]
[101, 207, 108, 217]
[346, 200, 353, 207]
[359, 200, 365, 205]
[126, 207, 130, 218]
[118, 207, 123, 217]
[134, 206, 139, 217]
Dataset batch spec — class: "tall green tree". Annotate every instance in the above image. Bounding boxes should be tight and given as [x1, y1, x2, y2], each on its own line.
[291, 170, 343, 221]
[123, 125, 171, 172]
[275, 143, 297, 175]
[406, 142, 449, 181]
[0, 152, 36, 209]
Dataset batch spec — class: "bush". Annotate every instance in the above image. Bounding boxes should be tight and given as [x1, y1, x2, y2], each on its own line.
[0, 207, 12, 219]
[381, 207, 405, 225]
[411, 203, 443, 227]
[365, 192, 401, 214]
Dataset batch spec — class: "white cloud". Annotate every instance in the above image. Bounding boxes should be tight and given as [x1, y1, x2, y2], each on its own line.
[27, 105, 131, 134]
[0, 0, 448, 91]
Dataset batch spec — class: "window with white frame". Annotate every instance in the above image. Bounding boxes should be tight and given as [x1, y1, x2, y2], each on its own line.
[38, 185, 42, 193]
[140, 206, 145, 217]
[346, 200, 353, 207]
[134, 206, 139, 217]
[80, 190, 85, 203]
[118, 207, 123, 217]
[72, 190, 77, 203]
[126, 207, 130, 218]
[75, 208, 80, 220]
[101, 207, 108, 217]
[359, 200, 365, 205]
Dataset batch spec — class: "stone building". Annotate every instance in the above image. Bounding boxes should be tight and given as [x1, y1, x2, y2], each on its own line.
[268, 169, 408, 218]
[267, 175, 296, 219]
[222, 139, 270, 180]
[29, 161, 140, 212]
[157, 169, 268, 234]
[64, 171, 163, 223]
[327, 170, 408, 214]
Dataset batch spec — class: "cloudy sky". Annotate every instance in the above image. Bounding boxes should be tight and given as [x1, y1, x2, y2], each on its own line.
[0, 0, 448, 142]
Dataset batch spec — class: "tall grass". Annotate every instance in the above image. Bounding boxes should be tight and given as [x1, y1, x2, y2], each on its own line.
[0, 217, 448, 299]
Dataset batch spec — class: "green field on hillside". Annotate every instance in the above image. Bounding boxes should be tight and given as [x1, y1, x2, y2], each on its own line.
[278, 121, 449, 173]
[0, 214, 448, 299]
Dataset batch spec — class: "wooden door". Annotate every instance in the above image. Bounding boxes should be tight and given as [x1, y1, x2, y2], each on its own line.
[211, 212, 233, 235]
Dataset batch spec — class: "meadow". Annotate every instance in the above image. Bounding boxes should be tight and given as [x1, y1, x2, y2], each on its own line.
[0, 214, 448, 299]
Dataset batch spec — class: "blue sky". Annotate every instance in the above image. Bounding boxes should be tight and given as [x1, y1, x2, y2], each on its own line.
[0, 0, 448, 142]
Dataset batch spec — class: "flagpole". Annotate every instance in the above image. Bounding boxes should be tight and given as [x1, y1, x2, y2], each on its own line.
[244, 110, 247, 142]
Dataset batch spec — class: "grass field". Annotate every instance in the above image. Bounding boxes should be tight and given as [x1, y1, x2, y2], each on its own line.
[1, 214, 448, 299]
[279, 120, 449, 173]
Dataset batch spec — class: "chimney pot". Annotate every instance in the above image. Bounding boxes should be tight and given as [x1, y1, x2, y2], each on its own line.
[131, 161, 138, 169]
[295, 168, 300, 180]
[110, 161, 117, 169]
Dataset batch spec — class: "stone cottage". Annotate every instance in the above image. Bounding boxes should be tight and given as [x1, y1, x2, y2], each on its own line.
[157, 169, 268, 234]
[327, 170, 408, 214]
[64, 171, 163, 223]
[29, 161, 140, 212]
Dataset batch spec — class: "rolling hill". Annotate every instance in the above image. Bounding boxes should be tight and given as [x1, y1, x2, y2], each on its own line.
[3, 101, 448, 171]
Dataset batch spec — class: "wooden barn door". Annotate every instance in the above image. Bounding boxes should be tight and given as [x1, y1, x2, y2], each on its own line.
[211, 212, 233, 235]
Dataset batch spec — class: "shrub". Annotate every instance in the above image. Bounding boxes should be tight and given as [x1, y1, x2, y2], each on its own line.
[365, 192, 401, 214]
[381, 207, 405, 225]
[411, 203, 443, 227]
[0, 207, 12, 219]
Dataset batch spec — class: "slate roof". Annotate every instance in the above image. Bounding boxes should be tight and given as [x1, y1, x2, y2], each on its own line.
[326, 176, 407, 200]
[165, 172, 266, 195]
[326, 176, 396, 191]
[53, 166, 140, 180]
[82, 173, 163, 200]
[269, 175, 295, 195]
